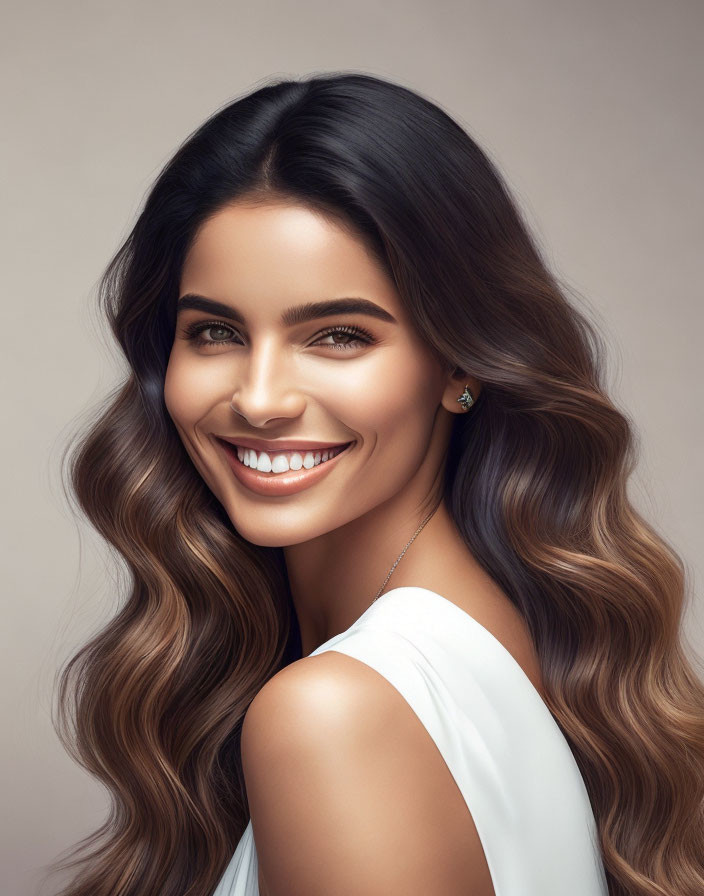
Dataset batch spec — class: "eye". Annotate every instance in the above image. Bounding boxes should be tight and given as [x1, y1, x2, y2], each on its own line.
[180, 321, 376, 352]
[181, 320, 240, 347]
[311, 325, 376, 351]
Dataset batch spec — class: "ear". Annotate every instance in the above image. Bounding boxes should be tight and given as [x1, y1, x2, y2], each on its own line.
[440, 367, 481, 415]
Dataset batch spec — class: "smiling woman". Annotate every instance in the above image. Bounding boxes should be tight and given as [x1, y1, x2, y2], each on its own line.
[53, 71, 704, 896]
[164, 199, 458, 545]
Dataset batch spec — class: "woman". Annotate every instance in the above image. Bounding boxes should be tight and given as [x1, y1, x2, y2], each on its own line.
[53, 72, 704, 896]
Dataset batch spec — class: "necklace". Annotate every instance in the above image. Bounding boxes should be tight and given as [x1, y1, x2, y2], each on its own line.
[371, 502, 441, 603]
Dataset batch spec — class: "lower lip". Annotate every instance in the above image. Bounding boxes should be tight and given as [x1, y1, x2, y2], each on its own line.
[217, 439, 355, 496]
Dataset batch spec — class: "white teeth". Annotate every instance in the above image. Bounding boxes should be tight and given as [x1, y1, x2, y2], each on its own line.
[233, 444, 348, 475]
[256, 452, 272, 473]
[271, 454, 289, 473]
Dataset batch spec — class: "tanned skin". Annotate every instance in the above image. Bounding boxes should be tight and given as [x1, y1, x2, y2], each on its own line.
[165, 199, 544, 895]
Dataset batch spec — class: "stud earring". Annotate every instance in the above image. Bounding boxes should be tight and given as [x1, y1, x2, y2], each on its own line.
[456, 385, 474, 411]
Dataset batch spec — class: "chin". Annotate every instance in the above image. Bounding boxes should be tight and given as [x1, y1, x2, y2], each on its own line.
[237, 530, 293, 548]
[222, 510, 311, 548]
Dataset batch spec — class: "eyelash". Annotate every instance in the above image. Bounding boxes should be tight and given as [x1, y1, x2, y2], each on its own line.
[181, 320, 376, 352]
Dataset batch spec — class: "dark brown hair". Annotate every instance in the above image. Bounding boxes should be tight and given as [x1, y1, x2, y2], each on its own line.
[51, 71, 704, 896]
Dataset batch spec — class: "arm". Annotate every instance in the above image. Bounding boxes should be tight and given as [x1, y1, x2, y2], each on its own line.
[241, 651, 492, 896]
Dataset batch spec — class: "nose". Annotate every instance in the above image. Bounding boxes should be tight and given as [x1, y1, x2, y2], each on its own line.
[229, 338, 306, 427]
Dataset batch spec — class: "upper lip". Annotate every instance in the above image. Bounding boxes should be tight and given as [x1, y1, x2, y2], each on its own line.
[217, 435, 354, 452]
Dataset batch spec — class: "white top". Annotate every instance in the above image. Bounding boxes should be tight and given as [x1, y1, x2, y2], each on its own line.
[211, 585, 608, 895]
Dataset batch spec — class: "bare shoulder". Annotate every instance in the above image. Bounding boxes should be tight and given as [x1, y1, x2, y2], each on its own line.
[242, 652, 495, 896]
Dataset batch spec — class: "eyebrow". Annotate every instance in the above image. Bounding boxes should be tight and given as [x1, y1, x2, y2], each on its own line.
[176, 293, 398, 326]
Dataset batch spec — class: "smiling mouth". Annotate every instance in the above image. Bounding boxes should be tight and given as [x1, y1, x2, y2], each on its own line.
[217, 438, 355, 475]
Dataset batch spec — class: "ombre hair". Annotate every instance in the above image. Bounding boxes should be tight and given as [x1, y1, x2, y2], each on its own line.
[51, 72, 704, 896]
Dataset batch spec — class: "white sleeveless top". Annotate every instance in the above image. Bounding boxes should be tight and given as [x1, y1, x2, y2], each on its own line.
[212, 585, 609, 895]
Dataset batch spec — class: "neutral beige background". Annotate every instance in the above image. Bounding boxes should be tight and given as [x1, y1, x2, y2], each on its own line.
[2, 1, 702, 893]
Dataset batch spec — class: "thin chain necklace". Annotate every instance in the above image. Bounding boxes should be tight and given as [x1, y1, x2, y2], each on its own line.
[371, 502, 441, 603]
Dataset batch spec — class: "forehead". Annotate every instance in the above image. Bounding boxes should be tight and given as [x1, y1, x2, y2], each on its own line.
[180, 200, 402, 320]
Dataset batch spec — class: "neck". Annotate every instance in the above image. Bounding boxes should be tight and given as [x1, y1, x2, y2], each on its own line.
[284, 496, 470, 656]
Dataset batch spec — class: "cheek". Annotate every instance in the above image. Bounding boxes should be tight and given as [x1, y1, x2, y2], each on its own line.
[163, 354, 225, 491]
[163, 353, 214, 427]
[163, 359, 189, 428]
[323, 350, 440, 447]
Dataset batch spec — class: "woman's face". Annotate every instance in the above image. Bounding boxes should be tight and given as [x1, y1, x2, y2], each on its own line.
[164, 199, 462, 547]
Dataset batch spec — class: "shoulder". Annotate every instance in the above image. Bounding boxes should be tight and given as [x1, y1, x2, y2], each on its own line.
[241, 651, 492, 896]
[242, 648, 408, 748]
[240, 652, 407, 815]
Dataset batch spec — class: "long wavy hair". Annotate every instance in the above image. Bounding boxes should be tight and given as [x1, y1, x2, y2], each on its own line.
[51, 71, 704, 896]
